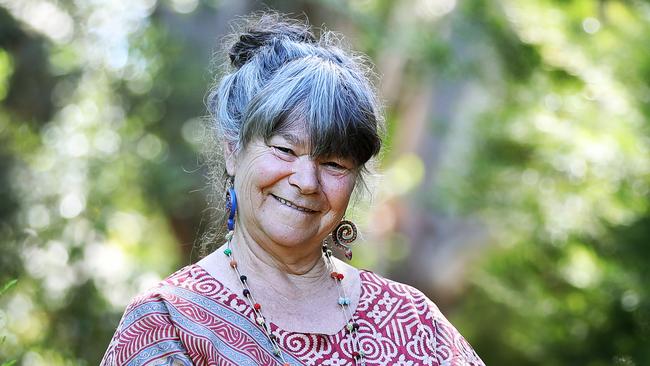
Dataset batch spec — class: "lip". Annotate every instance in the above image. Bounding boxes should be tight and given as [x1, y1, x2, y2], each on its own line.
[271, 194, 318, 213]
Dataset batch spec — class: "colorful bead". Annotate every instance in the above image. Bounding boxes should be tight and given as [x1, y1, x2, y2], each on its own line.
[225, 231, 234, 240]
[224, 238, 363, 364]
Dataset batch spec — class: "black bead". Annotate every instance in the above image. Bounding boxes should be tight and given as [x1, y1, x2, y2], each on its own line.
[353, 322, 360, 330]
[240, 275, 247, 283]
[322, 245, 328, 252]
[243, 289, 250, 297]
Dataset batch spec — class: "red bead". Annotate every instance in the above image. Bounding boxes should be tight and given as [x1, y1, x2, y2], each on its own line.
[353, 351, 360, 359]
[330, 271, 338, 279]
[254, 303, 261, 310]
[336, 273, 344, 281]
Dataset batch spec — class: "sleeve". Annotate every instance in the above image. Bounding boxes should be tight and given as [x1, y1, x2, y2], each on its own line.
[420, 294, 485, 366]
[100, 293, 194, 366]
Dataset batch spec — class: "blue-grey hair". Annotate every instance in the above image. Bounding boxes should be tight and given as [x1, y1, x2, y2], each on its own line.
[207, 13, 383, 170]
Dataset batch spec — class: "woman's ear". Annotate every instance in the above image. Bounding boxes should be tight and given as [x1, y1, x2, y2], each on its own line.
[223, 141, 237, 176]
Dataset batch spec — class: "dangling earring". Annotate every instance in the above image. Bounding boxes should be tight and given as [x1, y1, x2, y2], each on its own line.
[225, 178, 237, 232]
[331, 219, 357, 260]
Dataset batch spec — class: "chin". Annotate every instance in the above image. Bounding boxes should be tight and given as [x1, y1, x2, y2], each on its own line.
[265, 228, 322, 248]
[256, 216, 317, 242]
[276, 235, 320, 248]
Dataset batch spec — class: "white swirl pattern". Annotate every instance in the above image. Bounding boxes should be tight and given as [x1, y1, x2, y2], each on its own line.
[101, 265, 485, 366]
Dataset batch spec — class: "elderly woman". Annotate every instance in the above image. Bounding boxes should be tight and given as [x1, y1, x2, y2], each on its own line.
[101, 13, 484, 366]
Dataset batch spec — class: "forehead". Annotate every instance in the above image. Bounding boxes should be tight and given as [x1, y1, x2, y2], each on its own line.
[271, 125, 309, 147]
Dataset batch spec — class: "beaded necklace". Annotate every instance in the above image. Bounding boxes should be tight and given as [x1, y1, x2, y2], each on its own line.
[223, 231, 366, 365]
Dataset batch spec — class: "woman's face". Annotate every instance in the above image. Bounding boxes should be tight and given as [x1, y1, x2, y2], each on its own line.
[226, 126, 357, 250]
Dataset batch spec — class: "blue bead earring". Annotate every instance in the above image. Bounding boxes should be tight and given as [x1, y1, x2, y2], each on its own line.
[226, 184, 237, 231]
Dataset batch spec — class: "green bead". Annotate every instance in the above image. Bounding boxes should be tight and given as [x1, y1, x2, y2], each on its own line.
[225, 231, 234, 240]
[224, 248, 232, 256]
[273, 348, 281, 356]
[346, 323, 354, 331]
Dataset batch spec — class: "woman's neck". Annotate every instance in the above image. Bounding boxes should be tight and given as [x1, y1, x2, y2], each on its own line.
[196, 231, 363, 334]
[231, 228, 328, 289]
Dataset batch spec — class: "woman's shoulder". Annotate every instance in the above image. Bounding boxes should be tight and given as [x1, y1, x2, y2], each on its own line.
[357, 269, 465, 329]
[357, 269, 485, 365]
[101, 265, 209, 366]
[357, 269, 442, 313]
[124, 264, 226, 311]
[159, 263, 218, 289]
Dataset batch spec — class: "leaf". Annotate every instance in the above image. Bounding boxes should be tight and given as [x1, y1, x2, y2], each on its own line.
[0, 280, 17, 296]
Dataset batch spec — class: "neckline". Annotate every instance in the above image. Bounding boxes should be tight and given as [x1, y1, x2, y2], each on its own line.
[189, 263, 368, 337]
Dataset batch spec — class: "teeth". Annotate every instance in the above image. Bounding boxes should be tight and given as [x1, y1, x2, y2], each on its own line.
[276, 196, 313, 212]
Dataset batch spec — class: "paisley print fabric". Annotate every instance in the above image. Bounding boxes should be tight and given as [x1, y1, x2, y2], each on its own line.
[101, 265, 484, 366]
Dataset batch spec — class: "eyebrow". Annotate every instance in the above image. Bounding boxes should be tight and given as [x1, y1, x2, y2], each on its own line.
[278, 132, 308, 148]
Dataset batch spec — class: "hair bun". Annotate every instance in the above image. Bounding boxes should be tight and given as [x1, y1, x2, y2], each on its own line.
[228, 15, 316, 68]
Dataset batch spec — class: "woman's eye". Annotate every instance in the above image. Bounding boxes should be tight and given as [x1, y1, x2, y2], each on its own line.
[273, 146, 294, 155]
[324, 161, 347, 170]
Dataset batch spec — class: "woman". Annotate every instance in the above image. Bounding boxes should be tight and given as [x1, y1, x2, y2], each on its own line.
[101, 13, 484, 366]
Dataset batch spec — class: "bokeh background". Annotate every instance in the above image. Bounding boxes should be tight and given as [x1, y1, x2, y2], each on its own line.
[1, 0, 649, 365]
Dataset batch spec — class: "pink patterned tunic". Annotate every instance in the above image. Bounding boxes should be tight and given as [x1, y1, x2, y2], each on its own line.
[101, 264, 484, 366]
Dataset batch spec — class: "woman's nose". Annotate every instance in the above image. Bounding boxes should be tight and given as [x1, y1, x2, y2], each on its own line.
[289, 157, 320, 194]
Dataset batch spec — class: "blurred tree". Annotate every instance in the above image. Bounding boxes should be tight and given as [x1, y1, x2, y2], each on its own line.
[429, 0, 650, 365]
[0, 0, 649, 364]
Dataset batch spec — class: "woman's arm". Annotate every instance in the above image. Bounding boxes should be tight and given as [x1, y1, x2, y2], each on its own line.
[101, 294, 194, 366]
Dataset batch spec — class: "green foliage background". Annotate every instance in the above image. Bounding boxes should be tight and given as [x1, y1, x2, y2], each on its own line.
[0, 0, 648, 365]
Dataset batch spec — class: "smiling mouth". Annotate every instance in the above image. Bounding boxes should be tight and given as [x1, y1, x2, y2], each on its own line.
[272, 194, 317, 213]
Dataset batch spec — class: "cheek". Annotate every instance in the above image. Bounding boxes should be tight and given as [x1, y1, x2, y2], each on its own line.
[324, 176, 356, 209]
[237, 152, 284, 192]
[254, 161, 289, 191]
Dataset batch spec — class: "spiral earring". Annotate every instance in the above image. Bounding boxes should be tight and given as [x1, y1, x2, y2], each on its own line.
[331, 219, 358, 260]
